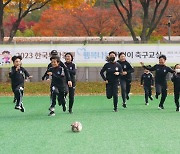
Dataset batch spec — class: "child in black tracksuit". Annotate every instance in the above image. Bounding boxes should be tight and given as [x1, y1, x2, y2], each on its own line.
[42, 50, 67, 81]
[9, 55, 32, 112]
[100, 51, 122, 112]
[140, 55, 174, 109]
[64, 53, 76, 114]
[141, 68, 154, 105]
[171, 64, 180, 112]
[47, 56, 72, 116]
[117, 52, 134, 108]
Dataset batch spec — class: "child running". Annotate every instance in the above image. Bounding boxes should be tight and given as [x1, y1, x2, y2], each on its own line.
[140, 55, 174, 110]
[140, 68, 154, 105]
[171, 64, 180, 112]
[9, 55, 32, 112]
[47, 56, 72, 116]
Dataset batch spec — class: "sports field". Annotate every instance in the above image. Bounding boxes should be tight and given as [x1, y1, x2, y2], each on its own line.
[0, 95, 179, 154]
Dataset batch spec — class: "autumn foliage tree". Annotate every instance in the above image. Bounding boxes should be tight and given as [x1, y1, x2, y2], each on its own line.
[155, 0, 180, 36]
[32, 4, 128, 37]
[0, 0, 95, 44]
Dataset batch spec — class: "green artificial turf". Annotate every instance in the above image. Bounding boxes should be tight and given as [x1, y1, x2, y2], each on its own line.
[0, 95, 180, 154]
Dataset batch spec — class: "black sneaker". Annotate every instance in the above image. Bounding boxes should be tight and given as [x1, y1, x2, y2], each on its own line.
[176, 108, 180, 112]
[48, 111, 55, 116]
[113, 108, 118, 112]
[122, 103, 127, 108]
[155, 94, 159, 99]
[149, 96, 153, 101]
[62, 105, 66, 112]
[126, 95, 129, 100]
[69, 109, 73, 114]
[158, 105, 164, 110]
[15, 106, 21, 110]
[20, 106, 25, 112]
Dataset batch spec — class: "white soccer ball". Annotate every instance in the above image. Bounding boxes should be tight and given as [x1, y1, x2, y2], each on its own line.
[71, 121, 82, 132]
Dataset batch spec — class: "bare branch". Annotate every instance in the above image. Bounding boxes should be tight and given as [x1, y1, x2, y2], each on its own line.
[113, 0, 128, 26]
[147, 0, 169, 38]
[118, 0, 129, 15]
[29, 0, 51, 12]
[3, 0, 12, 7]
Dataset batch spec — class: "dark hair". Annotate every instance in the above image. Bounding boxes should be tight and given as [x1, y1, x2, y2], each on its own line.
[50, 56, 60, 63]
[174, 64, 180, 69]
[12, 55, 22, 62]
[118, 52, 125, 58]
[65, 52, 73, 61]
[108, 51, 117, 56]
[2, 51, 10, 54]
[159, 55, 167, 60]
[50, 50, 58, 56]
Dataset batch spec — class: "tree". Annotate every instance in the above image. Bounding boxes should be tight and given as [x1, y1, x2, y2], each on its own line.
[0, 0, 11, 43]
[155, 0, 180, 36]
[32, 4, 128, 37]
[113, 0, 169, 43]
[0, 0, 94, 44]
[4, 15, 35, 36]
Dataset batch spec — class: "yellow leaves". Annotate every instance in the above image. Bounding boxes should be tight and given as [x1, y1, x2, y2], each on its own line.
[3, 0, 97, 13]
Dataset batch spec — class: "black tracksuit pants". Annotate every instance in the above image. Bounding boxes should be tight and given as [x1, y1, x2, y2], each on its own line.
[106, 82, 118, 110]
[155, 82, 167, 107]
[174, 88, 180, 109]
[120, 79, 131, 104]
[50, 86, 66, 109]
[144, 86, 152, 103]
[12, 85, 24, 107]
[68, 87, 75, 110]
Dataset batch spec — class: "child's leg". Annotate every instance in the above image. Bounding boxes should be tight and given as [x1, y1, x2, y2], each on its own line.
[148, 87, 153, 100]
[14, 86, 24, 107]
[120, 79, 127, 104]
[50, 86, 57, 109]
[13, 96, 16, 103]
[149, 87, 152, 97]
[112, 83, 118, 111]
[126, 80, 131, 100]
[69, 87, 75, 111]
[58, 91, 66, 112]
[144, 86, 149, 104]
[159, 84, 167, 108]
[106, 83, 113, 99]
[155, 83, 161, 99]
[174, 91, 179, 110]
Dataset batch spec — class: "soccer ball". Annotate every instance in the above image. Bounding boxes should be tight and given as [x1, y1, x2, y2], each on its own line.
[71, 121, 82, 132]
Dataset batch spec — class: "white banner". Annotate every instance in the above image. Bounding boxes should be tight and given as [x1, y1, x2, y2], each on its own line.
[0, 44, 179, 67]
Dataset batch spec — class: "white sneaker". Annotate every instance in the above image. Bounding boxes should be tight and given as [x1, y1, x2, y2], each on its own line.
[49, 107, 55, 112]
[48, 111, 55, 116]
[15, 106, 21, 110]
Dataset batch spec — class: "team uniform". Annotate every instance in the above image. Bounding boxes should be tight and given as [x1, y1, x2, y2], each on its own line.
[143, 64, 174, 109]
[100, 62, 122, 111]
[9, 66, 30, 112]
[141, 72, 154, 105]
[65, 62, 76, 113]
[42, 61, 67, 80]
[117, 60, 134, 107]
[171, 73, 180, 111]
[47, 65, 71, 116]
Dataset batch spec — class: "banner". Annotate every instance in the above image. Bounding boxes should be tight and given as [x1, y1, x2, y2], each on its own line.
[0, 44, 179, 67]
